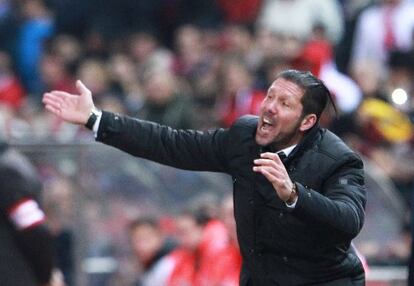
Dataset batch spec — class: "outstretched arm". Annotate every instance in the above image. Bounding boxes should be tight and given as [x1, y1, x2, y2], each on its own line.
[43, 81, 231, 173]
[42, 80, 94, 125]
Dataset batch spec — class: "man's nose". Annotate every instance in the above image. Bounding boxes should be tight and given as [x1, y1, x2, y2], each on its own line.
[266, 101, 278, 114]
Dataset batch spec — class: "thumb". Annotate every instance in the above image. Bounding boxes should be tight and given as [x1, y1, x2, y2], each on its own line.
[76, 80, 91, 96]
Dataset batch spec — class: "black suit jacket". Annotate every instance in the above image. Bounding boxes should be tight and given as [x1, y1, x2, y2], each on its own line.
[97, 112, 366, 285]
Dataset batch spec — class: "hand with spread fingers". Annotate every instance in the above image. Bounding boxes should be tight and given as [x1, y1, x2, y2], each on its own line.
[253, 152, 296, 203]
[42, 80, 95, 125]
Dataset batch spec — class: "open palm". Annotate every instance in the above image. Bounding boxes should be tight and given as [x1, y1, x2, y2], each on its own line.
[42, 80, 95, 125]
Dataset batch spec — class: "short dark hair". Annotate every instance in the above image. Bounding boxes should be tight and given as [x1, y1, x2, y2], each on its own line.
[129, 217, 159, 232]
[276, 69, 334, 120]
[179, 208, 211, 226]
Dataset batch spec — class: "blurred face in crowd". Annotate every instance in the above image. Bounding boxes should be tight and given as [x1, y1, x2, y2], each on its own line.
[255, 78, 315, 149]
[129, 33, 157, 62]
[224, 25, 252, 54]
[223, 61, 252, 94]
[77, 59, 109, 95]
[143, 71, 175, 105]
[130, 223, 163, 265]
[40, 54, 66, 87]
[175, 214, 203, 251]
[108, 54, 137, 84]
[351, 61, 382, 97]
[0, 51, 12, 74]
[21, 0, 49, 19]
[176, 25, 204, 65]
[382, 0, 400, 6]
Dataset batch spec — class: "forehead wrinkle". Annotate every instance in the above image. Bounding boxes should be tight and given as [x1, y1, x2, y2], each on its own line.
[269, 78, 304, 98]
[268, 80, 304, 104]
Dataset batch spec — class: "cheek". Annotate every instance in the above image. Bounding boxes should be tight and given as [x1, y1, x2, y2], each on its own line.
[258, 102, 266, 114]
[280, 114, 301, 129]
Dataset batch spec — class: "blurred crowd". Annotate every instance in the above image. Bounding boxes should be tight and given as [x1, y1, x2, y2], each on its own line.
[125, 195, 241, 286]
[0, 0, 414, 284]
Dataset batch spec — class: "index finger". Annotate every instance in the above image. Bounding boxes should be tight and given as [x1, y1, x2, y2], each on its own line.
[260, 152, 282, 162]
[50, 90, 79, 98]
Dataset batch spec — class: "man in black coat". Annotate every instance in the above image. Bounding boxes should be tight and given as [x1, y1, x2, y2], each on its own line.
[43, 69, 366, 285]
[0, 141, 56, 286]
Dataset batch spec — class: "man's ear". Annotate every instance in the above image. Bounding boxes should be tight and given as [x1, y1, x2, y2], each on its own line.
[299, 114, 317, 132]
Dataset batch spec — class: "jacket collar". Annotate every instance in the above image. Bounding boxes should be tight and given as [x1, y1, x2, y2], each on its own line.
[287, 123, 321, 162]
[250, 117, 321, 161]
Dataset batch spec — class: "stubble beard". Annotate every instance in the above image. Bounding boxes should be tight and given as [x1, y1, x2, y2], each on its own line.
[256, 118, 302, 150]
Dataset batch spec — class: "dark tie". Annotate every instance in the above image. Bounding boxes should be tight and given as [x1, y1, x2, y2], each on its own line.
[277, 151, 287, 161]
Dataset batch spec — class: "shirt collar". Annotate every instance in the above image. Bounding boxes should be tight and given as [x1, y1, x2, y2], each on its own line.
[278, 145, 296, 157]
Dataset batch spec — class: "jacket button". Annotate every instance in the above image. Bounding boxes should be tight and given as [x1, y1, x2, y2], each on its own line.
[248, 198, 254, 205]
[283, 256, 288, 262]
[249, 249, 255, 254]
[279, 212, 284, 218]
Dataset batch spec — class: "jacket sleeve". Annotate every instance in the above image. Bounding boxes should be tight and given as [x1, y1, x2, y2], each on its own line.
[15, 225, 55, 284]
[96, 111, 231, 172]
[292, 153, 366, 240]
[0, 166, 54, 284]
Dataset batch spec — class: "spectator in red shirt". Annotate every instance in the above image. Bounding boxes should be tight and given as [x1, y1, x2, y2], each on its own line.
[217, 0, 262, 25]
[168, 210, 228, 286]
[216, 58, 265, 127]
[208, 195, 242, 286]
[0, 51, 25, 110]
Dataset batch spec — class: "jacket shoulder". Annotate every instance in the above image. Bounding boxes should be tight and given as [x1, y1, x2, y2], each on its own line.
[318, 129, 361, 163]
[231, 115, 258, 131]
[227, 115, 258, 143]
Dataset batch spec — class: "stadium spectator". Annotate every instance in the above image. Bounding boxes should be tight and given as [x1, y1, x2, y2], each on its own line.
[350, 0, 414, 75]
[139, 69, 195, 129]
[128, 217, 176, 286]
[217, 0, 262, 25]
[128, 31, 173, 75]
[257, 0, 344, 44]
[168, 209, 228, 286]
[0, 51, 25, 111]
[207, 195, 242, 286]
[15, 0, 54, 96]
[215, 58, 265, 127]
[293, 25, 362, 114]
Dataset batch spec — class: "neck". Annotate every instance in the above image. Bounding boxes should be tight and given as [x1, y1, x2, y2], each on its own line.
[271, 133, 303, 151]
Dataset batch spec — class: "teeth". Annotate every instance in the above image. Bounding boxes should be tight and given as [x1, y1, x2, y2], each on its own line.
[263, 118, 272, 125]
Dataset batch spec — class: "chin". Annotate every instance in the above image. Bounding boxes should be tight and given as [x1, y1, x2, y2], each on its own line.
[255, 134, 271, 146]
